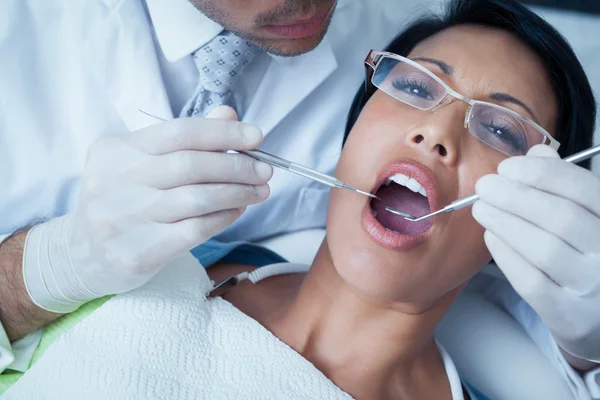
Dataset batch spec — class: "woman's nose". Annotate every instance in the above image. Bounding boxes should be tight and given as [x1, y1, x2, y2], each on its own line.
[405, 106, 464, 166]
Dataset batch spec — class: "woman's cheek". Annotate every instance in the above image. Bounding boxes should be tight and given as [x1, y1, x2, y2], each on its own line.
[458, 217, 491, 272]
[434, 203, 491, 286]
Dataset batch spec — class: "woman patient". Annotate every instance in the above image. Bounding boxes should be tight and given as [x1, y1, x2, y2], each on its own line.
[2, 0, 595, 398]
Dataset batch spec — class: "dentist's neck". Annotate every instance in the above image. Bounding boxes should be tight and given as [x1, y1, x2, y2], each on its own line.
[269, 240, 456, 399]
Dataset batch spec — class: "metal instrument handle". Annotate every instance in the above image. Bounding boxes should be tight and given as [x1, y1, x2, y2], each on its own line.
[443, 144, 600, 214]
[239, 150, 291, 169]
[447, 194, 480, 212]
[564, 143, 600, 164]
[239, 150, 342, 188]
[288, 163, 343, 188]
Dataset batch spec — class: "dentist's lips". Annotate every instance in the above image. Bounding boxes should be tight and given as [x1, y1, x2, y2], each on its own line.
[262, 4, 334, 39]
[361, 160, 440, 251]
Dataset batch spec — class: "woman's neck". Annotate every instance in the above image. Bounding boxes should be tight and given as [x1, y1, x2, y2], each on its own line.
[265, 241, 456, 400]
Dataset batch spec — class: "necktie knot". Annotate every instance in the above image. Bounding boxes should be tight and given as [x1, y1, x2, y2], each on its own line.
[180, 31, 261, 117]
[194, 33, 258, 93]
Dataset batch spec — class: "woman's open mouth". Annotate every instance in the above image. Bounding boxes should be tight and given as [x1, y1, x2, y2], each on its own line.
[361, 160, 439, 251]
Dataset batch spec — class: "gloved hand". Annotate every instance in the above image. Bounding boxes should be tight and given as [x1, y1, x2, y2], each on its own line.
[22, 106, 273, 313]
[473, 144, 600, 363]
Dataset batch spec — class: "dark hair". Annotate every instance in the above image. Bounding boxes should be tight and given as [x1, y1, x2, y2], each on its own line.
[344, 0, 596, 169]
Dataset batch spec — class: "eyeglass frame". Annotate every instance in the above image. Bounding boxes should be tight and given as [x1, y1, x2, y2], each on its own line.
[363, 50, 560, 154]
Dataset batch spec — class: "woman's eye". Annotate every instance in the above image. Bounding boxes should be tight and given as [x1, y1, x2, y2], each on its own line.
[392, 79, 434, 100]
[481, 122, 525, 151]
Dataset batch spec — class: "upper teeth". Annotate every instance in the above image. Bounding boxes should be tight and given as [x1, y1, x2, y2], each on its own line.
[384, 174, 428, 197]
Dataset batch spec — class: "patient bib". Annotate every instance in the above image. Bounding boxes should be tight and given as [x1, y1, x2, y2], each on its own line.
[2, 253, 350, 399]
[2, 253, 475, 399]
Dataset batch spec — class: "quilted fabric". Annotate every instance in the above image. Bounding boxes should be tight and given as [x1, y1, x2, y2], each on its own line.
[2, 253, 350, 399]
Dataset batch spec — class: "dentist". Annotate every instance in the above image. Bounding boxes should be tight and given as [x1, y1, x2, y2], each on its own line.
[0, 0, 407, 371]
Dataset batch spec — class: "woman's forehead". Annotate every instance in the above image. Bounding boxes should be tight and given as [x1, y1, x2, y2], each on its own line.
[407, 24, 557, 133]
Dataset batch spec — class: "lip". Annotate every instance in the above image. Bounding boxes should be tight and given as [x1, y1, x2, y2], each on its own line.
[262, 3, 334, 39]
[361, 160, 440, 251]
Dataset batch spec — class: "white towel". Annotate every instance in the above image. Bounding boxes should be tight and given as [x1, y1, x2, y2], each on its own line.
[2, 253, 351, 399]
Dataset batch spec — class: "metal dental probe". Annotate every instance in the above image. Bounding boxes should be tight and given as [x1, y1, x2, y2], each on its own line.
[238, 149, 380, 199]
[386, 143, 600, 222]
[138, 110, 380, 200]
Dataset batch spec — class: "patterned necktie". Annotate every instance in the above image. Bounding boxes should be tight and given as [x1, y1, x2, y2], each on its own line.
[180, 31, 261, 118]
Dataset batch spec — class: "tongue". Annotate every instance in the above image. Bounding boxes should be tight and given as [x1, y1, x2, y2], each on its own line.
[371, 184, 432, 236]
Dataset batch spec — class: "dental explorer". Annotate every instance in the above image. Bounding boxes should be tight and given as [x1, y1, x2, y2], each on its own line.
[386, 143, 600, 222]
[138, 110, 379, 200]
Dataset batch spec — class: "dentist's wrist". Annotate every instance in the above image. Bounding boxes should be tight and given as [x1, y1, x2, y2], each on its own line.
[23, 215, 99, 313]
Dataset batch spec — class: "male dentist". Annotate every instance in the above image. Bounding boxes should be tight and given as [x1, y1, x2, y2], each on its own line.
[0, 0, 408, 372]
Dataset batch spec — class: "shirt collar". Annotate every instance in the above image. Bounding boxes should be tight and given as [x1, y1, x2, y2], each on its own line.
[145, 0, 223, 62]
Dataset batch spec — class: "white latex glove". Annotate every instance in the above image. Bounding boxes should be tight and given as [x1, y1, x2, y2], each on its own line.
[23, 106, 273, 313]
[473, 144, 600, 363]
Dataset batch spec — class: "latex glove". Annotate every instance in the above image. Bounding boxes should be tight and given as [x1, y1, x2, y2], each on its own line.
[23, 106, 273, 313]
[473, 144, 600, 363]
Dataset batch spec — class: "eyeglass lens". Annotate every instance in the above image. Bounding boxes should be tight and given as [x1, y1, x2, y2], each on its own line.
[371, 56, 546, 156]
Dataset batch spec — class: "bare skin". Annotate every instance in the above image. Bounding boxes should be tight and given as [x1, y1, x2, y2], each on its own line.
[0, 231, 60, 341]
[188, 0, 337, 56]
[209, 256, 456, 400]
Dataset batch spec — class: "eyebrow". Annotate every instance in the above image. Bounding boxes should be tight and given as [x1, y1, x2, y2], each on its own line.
[489, 92, 538, 122]
[413, 57, 539, 122]
[412, 57, 453, 76]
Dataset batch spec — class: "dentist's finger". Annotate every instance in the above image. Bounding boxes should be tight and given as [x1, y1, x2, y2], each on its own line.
[473, 201, 586, 289]
[139, 151, 273, 189]
[497, 148, 600, 217]
[145, 184, 270, 223]
[526, 143, 561, 158]
[205, 105, 239, 120]
[166, 207, 247, 255]
[124, 117, 264, 155]
[95, 206, 245, 278]
[483, 229, 560, 309]
[476, 174, 600, 254]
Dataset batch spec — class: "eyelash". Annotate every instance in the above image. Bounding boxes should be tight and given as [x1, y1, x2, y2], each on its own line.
[480, 120, 525, 150]
[391, 79, 434, 100]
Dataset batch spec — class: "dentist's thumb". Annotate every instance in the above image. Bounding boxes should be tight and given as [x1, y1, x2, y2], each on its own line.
[205, 105, 273, 182]
[205, 105, 240, 121]
[524, 143, 560, 158]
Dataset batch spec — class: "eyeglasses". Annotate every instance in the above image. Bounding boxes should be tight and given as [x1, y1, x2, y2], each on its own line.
[364, 50, 560, 157]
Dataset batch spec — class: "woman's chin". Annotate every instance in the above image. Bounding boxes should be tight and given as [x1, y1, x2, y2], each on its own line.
[361, 202, 432, 251]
